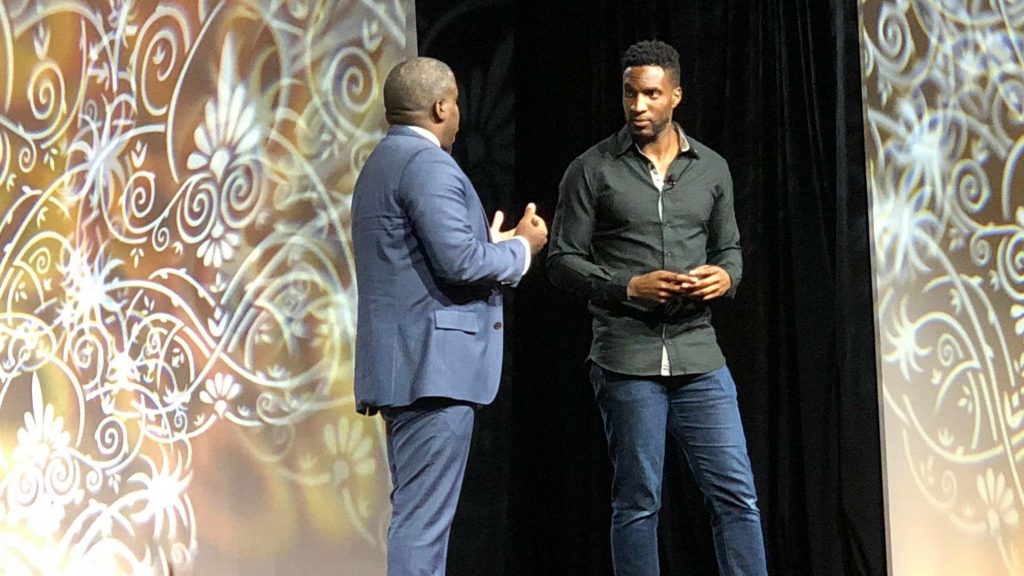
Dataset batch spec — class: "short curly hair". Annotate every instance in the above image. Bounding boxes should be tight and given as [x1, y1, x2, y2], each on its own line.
[621, 40, 680, 85]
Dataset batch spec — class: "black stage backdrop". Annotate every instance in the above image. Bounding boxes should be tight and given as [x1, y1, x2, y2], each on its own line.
[415, 1, 886, 575]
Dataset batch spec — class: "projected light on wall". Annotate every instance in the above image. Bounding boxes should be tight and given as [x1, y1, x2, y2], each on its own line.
[860, 1, 1024, 574]
[0, 1, 413, 574]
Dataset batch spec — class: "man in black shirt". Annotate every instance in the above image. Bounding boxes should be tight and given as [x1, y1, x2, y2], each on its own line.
[547, 40, 768, 576]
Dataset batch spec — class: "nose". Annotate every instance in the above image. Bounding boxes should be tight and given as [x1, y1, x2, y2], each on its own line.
[630, 95, 647, 113]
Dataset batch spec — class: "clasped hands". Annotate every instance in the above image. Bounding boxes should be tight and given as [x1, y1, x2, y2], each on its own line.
[490, 203, 548, 255]
[627, 267, 731, 302]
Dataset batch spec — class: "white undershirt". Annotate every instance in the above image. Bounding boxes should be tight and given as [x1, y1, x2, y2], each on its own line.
[649, 166, 672, 377]
[407, 125, 441, 147]
[636, 125, 692, 377]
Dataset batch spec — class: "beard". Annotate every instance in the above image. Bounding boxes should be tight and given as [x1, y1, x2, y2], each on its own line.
[628, 116, 671, 144]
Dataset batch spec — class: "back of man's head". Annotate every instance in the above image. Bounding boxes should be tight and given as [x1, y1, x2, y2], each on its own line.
[621, 40, 681, 86]
[383, 57, 454, 126]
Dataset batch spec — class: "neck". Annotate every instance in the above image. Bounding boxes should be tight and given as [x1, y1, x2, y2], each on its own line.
[635, 123, 679, 160]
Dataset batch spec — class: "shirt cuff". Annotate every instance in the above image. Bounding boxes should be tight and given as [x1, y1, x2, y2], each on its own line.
[513, 235, 532, 276]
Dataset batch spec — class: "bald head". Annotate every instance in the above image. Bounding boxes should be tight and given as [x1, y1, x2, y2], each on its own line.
[384, 57, 456, 126]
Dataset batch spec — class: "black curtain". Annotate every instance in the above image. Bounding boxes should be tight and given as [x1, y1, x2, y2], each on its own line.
[415, 1, 886, 575]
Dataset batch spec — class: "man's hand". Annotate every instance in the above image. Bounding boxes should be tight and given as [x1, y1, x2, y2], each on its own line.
[627, 270, 692, 303]
[492, 203, 548, 255]
[513, 202, 548, 255]
[489, 210, 515, 242]
[680, 264, 732, 300]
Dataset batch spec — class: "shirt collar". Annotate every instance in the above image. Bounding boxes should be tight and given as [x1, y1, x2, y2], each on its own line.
[396, 124, 441, 148]
[615, 122, 700, 160]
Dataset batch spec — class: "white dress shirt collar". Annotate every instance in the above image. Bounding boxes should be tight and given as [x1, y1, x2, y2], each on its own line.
[404, 125, 441, 148]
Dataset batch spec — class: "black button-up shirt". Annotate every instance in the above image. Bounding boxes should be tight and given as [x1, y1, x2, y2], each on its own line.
[547, 124, 742, 376]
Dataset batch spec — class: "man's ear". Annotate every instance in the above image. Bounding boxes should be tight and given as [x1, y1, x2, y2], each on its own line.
[671, 86, 683, 109]
[432, 99, 447, 123]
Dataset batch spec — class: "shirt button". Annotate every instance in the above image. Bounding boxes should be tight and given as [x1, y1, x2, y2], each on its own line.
[494, 322, 503, 330]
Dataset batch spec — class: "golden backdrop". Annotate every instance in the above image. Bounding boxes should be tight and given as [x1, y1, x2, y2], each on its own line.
[0, 1, 413, 574]
[860, 1, 1024, 574]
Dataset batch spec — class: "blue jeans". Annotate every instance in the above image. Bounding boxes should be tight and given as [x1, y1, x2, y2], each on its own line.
[381, 399, 475, 576]
[590, 364, 767, 576]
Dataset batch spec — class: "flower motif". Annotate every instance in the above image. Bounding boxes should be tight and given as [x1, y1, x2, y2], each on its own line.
[184, 35, 262, 268]
[162, 387, 193, 428]
[199, 373, 241, 416]
[162, 387, 192, 409]
[65, 94, 135, 209]
[7, 321, 49, 367]
[323, 417, 375, 488]
[882, 299, 932, 381]
[185, 81, 261, 181]
[195, 221, 240, 268]
[978, 468, 1019, 535]
[869, 164, 940, 286]
[128, 450, 193, 540]
[56, 244, 123, 330]
[891, 95, 952, 192]
[13, 375, 71, 467]
[107, 349, 140, 390]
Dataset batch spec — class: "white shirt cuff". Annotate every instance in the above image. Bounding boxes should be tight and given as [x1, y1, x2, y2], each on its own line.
[513, 235, 531, 276]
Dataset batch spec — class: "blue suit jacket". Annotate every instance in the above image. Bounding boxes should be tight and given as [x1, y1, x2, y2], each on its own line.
[351, 126, 528, 413]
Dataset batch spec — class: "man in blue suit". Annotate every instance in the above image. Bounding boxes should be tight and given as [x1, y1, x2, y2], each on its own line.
[351, 57, 548, 576]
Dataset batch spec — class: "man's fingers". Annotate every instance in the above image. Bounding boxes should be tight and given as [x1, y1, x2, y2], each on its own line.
[704, 286, 725, 300]
[491, 210, 505, 231]
[523, 202, 537, 220]
[689, 265, 714, 277]
[697, 284, 723, 299]
[660, 281, 687, 294]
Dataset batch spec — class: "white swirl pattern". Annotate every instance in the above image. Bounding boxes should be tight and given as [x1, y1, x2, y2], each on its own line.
[0, 1, 412, 574]
[861, 1, 1024, 574]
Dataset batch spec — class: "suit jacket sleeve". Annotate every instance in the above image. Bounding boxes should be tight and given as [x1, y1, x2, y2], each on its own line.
[398, 148, 527, 285]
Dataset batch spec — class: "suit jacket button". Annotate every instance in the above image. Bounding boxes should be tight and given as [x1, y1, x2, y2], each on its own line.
[493, 322, 503, 330]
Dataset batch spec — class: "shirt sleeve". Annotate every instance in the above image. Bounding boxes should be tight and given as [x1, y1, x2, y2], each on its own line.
[706, 165, 742, 297]
[546, 158, 632, 303]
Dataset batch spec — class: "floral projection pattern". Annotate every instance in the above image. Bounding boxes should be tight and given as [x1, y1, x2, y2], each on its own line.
[860, 1, 1024, 574]
[0, 1, 413, 574]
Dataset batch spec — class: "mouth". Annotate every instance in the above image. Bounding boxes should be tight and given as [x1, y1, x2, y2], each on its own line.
[630, 118, 651, 127]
